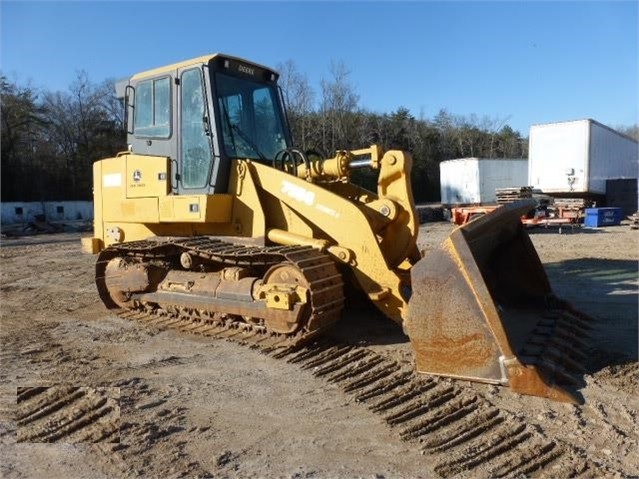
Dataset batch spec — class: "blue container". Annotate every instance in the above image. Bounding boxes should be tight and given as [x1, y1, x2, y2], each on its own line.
[584, 207, 622, 227]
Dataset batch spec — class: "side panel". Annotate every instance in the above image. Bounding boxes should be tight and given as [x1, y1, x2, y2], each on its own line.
[158, 195, 233, 223]
[440, 159, 480, 205]
[528, 120, 589, 193]
[478, 159, 529, 204]
[101, 154, 168, 224]
[100, 157, 128, 222]
[126, 155, 170, 198]
[589, 121, 639, 194]
[90, 154, 237, 248]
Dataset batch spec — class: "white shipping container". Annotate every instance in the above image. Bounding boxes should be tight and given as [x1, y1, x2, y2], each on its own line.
[528, 119, 638, 195]
[439, 158, 529, 205]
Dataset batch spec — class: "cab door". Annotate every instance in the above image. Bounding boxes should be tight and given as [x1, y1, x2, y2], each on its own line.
[177, 67, 215, 195]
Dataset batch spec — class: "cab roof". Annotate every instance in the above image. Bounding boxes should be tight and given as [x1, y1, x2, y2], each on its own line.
[129, 53, 278, 81]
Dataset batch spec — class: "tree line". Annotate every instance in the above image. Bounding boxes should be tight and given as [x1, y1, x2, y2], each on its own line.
[278, 60, 530, 200]
[3, 61, 634, 203]
[1, 73, 126, 202]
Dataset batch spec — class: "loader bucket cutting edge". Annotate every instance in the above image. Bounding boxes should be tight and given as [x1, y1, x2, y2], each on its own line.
[406, 200, 590, 404]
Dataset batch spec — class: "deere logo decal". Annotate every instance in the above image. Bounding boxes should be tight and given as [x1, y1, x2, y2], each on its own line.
[133, 170, 142, 182]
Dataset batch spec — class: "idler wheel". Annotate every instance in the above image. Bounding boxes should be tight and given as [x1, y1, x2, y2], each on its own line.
[259, 263, 311, 334]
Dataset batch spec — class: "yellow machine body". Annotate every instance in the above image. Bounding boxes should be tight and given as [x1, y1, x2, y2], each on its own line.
[84, 146, 419, 326]
[84, 53, 591, 403]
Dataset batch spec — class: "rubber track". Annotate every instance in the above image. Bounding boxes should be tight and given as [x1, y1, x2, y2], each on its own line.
[96, 239, 345, 346]
[111, 307, 592, 478]
[16, 387, 120, 443]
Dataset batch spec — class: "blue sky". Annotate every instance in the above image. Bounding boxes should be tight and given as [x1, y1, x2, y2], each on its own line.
[2, 1, 637, 135]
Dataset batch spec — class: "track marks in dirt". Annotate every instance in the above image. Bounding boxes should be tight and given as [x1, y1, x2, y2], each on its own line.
[118, 355, 190, 374]
[16, 386, 120, 443]
[114, 310, 621, 478]
[279, 341, 569, 478]
[283, 341, 627, 478]
[97, 377, 215, 478]
[588, 400, 634, 439]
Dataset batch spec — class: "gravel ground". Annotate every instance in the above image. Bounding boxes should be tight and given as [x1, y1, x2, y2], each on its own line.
[1, 221, 637, 478]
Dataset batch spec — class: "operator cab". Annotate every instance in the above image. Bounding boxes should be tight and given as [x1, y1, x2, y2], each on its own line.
[119, 54, 292, 195]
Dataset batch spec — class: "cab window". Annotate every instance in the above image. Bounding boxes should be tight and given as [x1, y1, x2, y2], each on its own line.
[215, 72, 287, 161]
[180, 68, 213, 189]
[134, 77, 171, 138]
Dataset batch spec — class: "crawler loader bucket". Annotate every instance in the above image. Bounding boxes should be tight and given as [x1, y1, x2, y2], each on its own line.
[406, 200, 592, 403]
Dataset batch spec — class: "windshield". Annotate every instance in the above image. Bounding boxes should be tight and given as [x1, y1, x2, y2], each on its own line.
[214, 72, 289, 161]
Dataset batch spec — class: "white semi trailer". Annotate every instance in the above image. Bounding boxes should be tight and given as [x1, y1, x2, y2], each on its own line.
[439, 157, 529, 206]
[528, 119, 638, 197]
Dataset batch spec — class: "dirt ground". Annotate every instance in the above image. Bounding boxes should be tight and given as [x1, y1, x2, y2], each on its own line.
[0, 221, 637, 478]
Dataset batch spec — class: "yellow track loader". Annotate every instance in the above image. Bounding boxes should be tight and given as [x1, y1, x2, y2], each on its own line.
[82, 54, 590, 403]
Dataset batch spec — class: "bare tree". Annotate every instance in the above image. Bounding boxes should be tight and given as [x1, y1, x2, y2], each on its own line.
[1, 75, 49, 200]
[276, 60, 315, 150]
[320, 60, 359, 152]
[42, 72, 124, 198]
[617, 124, 639, 141]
